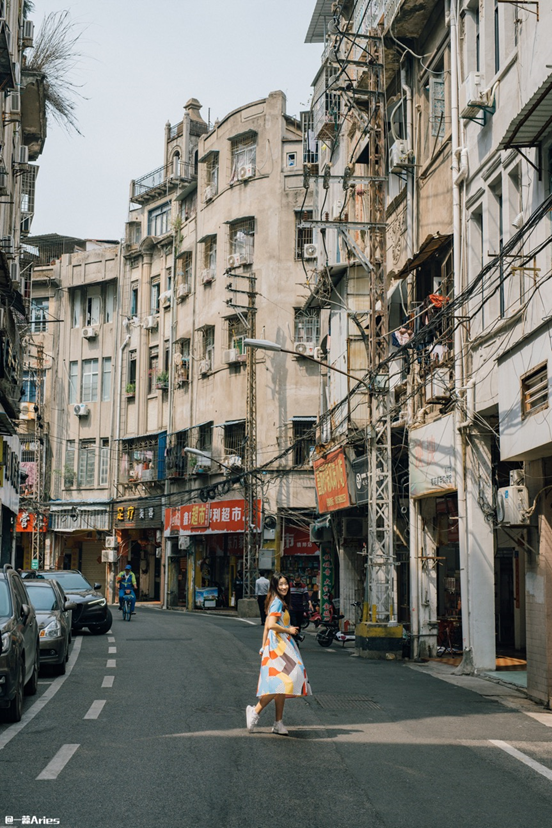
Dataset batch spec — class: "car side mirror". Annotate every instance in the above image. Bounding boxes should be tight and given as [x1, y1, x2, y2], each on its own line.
[94, 583, 101, 590]
[65, 600, 77, 611]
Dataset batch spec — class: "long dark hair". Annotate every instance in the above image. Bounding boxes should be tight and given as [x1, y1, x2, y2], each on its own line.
[264, 573, 290, 614]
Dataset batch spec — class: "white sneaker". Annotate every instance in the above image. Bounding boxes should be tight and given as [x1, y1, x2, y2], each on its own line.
[272, 720, 289, 736]
[246, 705, 259, 732]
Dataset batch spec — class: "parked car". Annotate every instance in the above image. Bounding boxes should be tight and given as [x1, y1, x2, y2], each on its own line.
[24, 579, 75, 675]
[24, 570, 112, 636]
[0, 564, 39, 722]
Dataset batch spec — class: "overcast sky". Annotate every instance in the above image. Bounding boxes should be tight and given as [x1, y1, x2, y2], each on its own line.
[30, 0, 322, 240]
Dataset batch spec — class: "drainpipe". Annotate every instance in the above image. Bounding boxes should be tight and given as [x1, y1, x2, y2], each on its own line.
[450, 0, 472, 672]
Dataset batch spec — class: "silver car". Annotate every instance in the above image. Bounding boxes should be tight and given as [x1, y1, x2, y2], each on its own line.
[24, 579, 75, 675]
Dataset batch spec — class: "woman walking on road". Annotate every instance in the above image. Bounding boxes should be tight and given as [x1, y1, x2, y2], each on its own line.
[246, 574, 311, 736]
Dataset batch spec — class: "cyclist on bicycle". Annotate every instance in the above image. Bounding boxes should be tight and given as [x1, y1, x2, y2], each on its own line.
[117, 564, 137, 615]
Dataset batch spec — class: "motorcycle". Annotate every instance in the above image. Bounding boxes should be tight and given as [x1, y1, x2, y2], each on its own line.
[300, 608, 323, 630]
[316, 601, 362, 648]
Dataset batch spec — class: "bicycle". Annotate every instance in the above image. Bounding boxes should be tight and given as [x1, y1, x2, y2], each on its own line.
[121, 591, 133, 622]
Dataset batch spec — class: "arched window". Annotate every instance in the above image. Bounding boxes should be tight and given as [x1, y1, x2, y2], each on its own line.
[173, 151, 181, 177]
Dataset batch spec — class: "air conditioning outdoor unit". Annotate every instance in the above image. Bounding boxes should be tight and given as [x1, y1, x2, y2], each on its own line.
[309, 522, 332, 543]
[223, 455, 243, 470]
[105, 536, 118, 549]
[204, 184, 215, 202]
[73, 403, 90, 417]
[1, 235, 14, 255]
[22, 19, 34, 47]
[223, 349, 240, 364]
[389, 139, 411, 173]
[143, 315, 158, 330]
[342, 518, 367, 539]
[177, 284, 191, 300]
[82, 326, 98, 339]
[294, 341, 315, 357]
[496, 486, 530, 526]
[227, 253, 249, 268]
[303, 243, 318, 259]
[7, 92, 21, 116]
[460, 72, 491, 119]
[201, 268, 214, 284]
[238, 164, 255, 181]
[10, 261, 20, 289]
[199, 358, 211, 375]
[425, 368, 451, 404]
[101, 549, 118, 564]
[17, 146, 29, 166]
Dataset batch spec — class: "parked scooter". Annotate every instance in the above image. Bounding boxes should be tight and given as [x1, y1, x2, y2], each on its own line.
[316, 601, 362, 648]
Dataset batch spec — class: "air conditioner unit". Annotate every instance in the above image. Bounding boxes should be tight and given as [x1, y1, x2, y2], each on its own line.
[1, 235, 14, 255]
[177, 284, 190, 300]
[199, 358, 211, 375]
[105, 536, 118, 549]
[309, 523, 332, 543]
[22, 19, 34, 47]
[227, 253, 249, 268]
[389, 139, 411, 173]
[7, 92, 21, 117]
[143, 315, 158, 330]
[204, 184, 215, 202]
[425, 368, 451, 404]
[223, 348, 240, 364]
[194, 457, 212, 473]
[342, 518, 367, 539]
[173, 351, 183, 367]
[10, 261, 20, 289]
[19, 401, 35, 420]
[201, 268, 214, 284]
[82, 326, 98, 339]
[101, 549, 118, 564]
[238, 164, 255, 181]
[17, 146, 29, 166]
[496, 486, 530, 526]
[303, 243, 318, 259]
[294, 341, 315, 357]
[460, 72, 491, 119]
[73, 403, 90, 417]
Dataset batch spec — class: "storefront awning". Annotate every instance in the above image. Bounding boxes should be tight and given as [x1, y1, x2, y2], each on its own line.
[498, 72, 552, 150]
[391, 233, 452, 280]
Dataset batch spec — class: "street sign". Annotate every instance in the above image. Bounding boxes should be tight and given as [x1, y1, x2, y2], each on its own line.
[31, 559, 39, 570]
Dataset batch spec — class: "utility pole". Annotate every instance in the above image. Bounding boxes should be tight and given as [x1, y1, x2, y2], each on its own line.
[31, 343, 45, 570]
[243, 271, 259, 599]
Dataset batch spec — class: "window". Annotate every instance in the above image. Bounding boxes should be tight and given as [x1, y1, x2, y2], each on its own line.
[430, 73, 446, 140]
[206, 154, 219, 193]
[294, 309, 320, 344]
[203, 236, 217, 275]
[182, 191, 197, 222]
[172, 151, 181, 177]
[301, 110, 319, 165]
[148, 347, 159, 394]
[175, 338, 191, 384]
[226, 316, 247, 353]
[81, 359, 99, 403]
[148, 202, 171, 236]
[78, 440, 96, 488]
[130, 284, 138, 317]
[31, 298, 49, 333]
[295, 211, 313, 259]
[198, 422, 213, 452]
[86, 294, 101, 326]
[166, 268, 172, 295]
[293, 418, 316, 466]
[72, 289, 81, 328]
[101, 357, 112, 401]
[521, 363, 548, 419]
[68, 361, 78, 405]
[491, 182, 505, 317]
[223, 420, 246, 456]
[128, 350, 137, 387]
[179, 252, 192, 291]
[65, 441, 75, 485]
[229, 219, 255, 261]
[202, 327, 215, 363]
[494, 0, 500, 74]
[166, 430, 189, 478]
[105, 282, 116, 323]
[230, 133, 257, 182]
[99, 438, 109, 486]
[150, 279, 160, 314]
[21, 370, 37, 403]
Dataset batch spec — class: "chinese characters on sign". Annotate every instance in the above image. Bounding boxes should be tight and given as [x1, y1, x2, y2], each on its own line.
[313, 448, 352, 513]
[16, 511, 47, 533]
[320, 545, 334, 621]
[282, 525, 319, 555]
[164, 499, 261, 536]
[115, 502, 161, 528]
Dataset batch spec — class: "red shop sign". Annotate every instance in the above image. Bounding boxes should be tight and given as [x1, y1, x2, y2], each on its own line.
[282, 525, 319, 556]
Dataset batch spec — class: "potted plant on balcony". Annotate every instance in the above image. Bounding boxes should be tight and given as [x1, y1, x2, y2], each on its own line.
[156, 371, 169, 391]
[126, 382, 136, 397]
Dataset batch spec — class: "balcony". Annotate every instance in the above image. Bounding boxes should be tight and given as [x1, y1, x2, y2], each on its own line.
[130, 161, 196, 205]
[383, 0, 441, 39]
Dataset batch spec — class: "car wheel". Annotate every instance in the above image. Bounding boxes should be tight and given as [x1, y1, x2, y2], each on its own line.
[53, 660, 67, 676]
[24, 646, 39, 696]
[88, 608, 113, 635]
[3, 662, 24, 722]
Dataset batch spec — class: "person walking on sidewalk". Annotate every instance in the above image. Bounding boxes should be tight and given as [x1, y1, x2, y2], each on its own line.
[254, 571, 270, 625]
[246, 575, 311, 736]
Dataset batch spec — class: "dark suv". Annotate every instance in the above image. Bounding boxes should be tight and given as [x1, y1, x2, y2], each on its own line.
[28, 571, 112, 636]
[0, 564, 39, 722]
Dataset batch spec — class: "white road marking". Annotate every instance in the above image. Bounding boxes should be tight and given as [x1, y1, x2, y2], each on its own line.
[108, 646, 117, 654]
[84, 700, 106, 720]
[490, 739, 552, 782]
[525, 712, 552, 728]
[108, 636, 115, 642]
[0, 637, 83, 752]
[102, 676, 115, 688]
[37, 744, 80, 780]
[106, 659, 116, 668]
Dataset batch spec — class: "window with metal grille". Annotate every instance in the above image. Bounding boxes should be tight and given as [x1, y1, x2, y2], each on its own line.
[166, 429, 189, 478]
[21, 370, 39, 403]
[230, 134, 256, 181]
[148, 347, 159, 394]
[301, 111, 318, 165]
[223, 420, 246, 455]
[175, 338, 191, 384]
[206, 154, 219, 192]
[178, 252, 193, 291]
[203, 236, 217, 274]
[430, 73, 446, 140]
[198, 422, 213, 452]
[293, 418, 316, 466]
[294, 309, 320, 344]
[295, 211, 313, 259]
[521, 363, 548, 418]
[99, 438, 109, 486]
[122, 437, 157, 483]
[226, 316, 247, 352]
[202, 327, 215, 362]
[229, 218, 255, 260]
[81, 359, 99, 402]
[78, 440, 96, 488]
[31, 297, 49, 332]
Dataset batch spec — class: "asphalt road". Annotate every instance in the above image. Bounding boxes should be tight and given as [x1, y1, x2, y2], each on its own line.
[2, 608, 552, 828]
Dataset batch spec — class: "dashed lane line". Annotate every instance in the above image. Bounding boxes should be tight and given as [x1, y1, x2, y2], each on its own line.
[0, 637, 83, 752]
[490, 739, 552, 782]
[106, 659, 116, 668]
[102, 676, 115, 688]
[108, 646, 117, 654]
[108, 636, 115, 643]
[36, 744, 80, 780]
[84, 700, 106, 720]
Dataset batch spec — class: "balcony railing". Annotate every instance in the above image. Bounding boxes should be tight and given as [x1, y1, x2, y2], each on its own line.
[131, 161, 196, 204]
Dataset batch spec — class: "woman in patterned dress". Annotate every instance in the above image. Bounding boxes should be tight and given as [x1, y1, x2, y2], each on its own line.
[246, 575, 311, 736]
